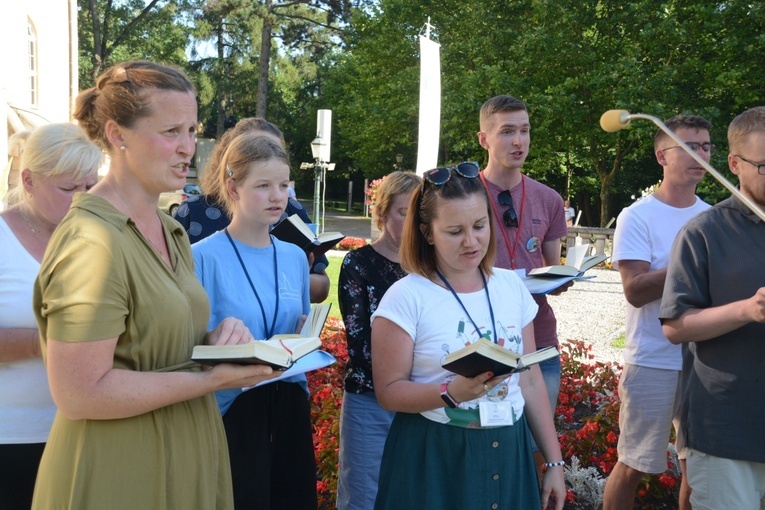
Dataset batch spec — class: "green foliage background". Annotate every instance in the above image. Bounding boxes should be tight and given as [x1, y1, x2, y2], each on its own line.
[78, 0, 765, 225]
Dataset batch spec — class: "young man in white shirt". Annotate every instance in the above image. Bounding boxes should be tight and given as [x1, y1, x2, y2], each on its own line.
[603, 114, 713, 510]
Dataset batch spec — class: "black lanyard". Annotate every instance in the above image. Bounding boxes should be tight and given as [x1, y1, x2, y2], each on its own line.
[434, 268, 498, 344]
[225, 229, 279, 339]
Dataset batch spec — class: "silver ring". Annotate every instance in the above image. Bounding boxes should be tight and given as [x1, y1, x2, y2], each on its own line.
[483, 384, 490, 392]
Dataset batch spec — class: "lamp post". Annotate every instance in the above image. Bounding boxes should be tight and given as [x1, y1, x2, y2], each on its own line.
[310, 136, 324, 232]
[395, 153, 403, 171]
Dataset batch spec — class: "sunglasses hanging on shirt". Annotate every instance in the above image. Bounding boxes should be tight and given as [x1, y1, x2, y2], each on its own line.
[497, 190, 518, 228]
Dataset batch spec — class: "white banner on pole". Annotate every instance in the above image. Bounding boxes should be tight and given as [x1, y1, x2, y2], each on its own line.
[416, 35, 441, 176]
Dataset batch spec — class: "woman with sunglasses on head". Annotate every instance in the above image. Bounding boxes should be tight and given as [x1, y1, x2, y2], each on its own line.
[192, 133, 317, 509]
[371, 162, 566, 510]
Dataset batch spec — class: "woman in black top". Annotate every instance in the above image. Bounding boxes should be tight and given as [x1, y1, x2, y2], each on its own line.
[336, 171, 421, 510]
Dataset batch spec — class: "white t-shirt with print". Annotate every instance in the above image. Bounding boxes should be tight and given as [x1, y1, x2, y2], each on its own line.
[371, 268, 538, 426]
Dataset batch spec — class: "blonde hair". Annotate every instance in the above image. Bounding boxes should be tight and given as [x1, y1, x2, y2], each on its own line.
[207, 133, 290, 217]
[6, 123, 102, 205]
[373, 171, 423, 230]
[728, 106, 765, 153]
[74, 60, 195, 150]
[200, 117, 284, 195]
[400, 171, 496, 279]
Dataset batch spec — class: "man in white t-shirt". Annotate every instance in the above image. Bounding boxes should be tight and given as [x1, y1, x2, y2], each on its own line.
[563, 200, 575, 226]
[603, 115, 714, 510]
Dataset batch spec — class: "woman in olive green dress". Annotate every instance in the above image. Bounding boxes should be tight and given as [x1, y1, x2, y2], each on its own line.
[32, 60, 276, 509]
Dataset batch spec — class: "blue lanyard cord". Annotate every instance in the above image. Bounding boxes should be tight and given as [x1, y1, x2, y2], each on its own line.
[434, 268, 498, 344]
[225, 229, 279, 339]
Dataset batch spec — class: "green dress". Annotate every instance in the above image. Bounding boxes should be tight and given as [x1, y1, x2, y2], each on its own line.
[32, 193, 233, 509]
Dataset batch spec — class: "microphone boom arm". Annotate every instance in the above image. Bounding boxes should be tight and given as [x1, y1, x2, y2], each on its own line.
[600, 110, 765, 223]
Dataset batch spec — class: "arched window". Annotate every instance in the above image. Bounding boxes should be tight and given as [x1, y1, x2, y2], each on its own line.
[27, 20, 38, 106]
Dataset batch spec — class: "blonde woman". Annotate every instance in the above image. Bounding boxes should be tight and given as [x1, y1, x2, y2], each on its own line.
[337, 171, 422, 510]
[0, 123, 100, 509]
[192, 133, 317, 509]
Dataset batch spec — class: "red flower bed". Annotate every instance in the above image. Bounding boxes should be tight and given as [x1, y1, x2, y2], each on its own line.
[309, 324, 682, 509]
[557, 339, 681, 509]
[334, 236, 367, 251]
[307, 317, 347, 508]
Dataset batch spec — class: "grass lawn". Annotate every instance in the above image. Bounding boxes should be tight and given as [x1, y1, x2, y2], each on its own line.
[324, 254, 345, 320]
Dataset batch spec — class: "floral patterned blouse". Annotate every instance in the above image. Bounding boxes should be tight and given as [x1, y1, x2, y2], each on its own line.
[338, 244, 407, 393]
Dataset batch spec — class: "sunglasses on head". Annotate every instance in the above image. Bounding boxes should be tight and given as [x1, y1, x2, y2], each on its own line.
[423, 161, 480, 186]
[497, 190, 518, 228]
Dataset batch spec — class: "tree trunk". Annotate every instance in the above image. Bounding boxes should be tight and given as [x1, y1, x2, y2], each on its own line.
[89, 0, 104, 83]
[599, 174, 612, 228]
[255, 0, 273, 118]
[216, 22, 226, 138]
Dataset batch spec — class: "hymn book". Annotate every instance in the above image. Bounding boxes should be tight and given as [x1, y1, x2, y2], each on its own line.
[442, 338, 559, 378]
[192, 304, 331, 369]
[527, 243, 609, 278]
[270, 214, 345, 258]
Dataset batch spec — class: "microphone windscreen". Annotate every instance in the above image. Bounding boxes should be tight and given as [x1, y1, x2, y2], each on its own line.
[600, 110, 631, 132]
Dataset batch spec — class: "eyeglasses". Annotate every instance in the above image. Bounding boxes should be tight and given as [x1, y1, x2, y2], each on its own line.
[423, 161, 480, 186]
[734, 154, 765, 175]
[497, 190, 518, 228]
[662, 142, 716, 156]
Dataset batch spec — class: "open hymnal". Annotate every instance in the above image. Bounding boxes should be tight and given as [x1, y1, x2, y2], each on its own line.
[527, 243, 609, 278]
[270, 214, 345, 258]
[442, 338, 559, 378]
[192, 303, 331, 369]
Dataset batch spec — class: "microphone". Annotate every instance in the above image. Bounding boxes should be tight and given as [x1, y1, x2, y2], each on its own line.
[599, 109, 765, 222]
[599, 110, 631, 132]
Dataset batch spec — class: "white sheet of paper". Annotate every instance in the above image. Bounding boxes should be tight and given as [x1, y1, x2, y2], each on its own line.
[242, 350, 337, 391]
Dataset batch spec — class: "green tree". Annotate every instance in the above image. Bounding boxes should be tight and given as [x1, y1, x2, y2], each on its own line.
[78, 0, 190, 87]
[189, 0, 352, 137]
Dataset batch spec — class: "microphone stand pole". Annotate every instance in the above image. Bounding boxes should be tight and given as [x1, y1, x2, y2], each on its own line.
[600, 110, 765, 223]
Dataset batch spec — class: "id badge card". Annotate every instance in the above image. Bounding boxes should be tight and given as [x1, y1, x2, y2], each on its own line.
[479, 401, 516, 427]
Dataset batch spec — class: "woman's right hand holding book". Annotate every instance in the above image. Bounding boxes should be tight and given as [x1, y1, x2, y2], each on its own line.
[203, 317, 279, 388]
[204, 316, 255, 346]
[446, 371, 508, 403]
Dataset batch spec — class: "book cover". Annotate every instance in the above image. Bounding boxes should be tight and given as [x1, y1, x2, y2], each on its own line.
[442, 338, 559, 378]
[522, 275, 579, 295]
[527, 243, 609, 278]
[192, 304, 331, 368]
[271, 214, 345, 258]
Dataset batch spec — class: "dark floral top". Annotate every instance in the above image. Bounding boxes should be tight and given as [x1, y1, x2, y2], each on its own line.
[338, 244, 407, 393]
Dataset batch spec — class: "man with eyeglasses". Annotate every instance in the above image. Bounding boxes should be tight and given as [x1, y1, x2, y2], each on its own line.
[604, 115, 713, 510]
[476, 95, 568, 476]
[659, 106, 765, 510]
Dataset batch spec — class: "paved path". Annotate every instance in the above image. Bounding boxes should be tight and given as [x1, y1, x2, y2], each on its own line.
[299, 200, 372, 240]
[311, 202, 627, 364]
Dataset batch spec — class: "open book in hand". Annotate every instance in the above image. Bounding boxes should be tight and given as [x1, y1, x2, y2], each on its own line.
[192, 303, 332, 369]
[270, 214, 345, 258]
[442, 338, 559, 378]
[527, 243, 609, 278]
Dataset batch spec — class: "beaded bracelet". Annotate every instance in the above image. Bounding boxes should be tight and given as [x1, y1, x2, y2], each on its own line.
[543, 460, 566, 468]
